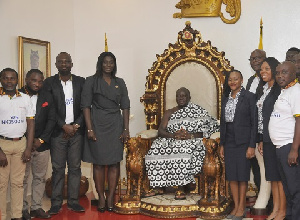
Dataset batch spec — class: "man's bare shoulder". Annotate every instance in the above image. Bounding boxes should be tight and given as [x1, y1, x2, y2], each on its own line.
[165, 106, 179, 117]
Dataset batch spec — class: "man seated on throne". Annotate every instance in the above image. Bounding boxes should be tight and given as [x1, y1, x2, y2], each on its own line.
[145, 87, 220, 200]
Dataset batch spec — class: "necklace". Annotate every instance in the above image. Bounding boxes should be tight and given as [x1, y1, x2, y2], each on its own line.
[284, 78, 299, 89]
[0, 87, 20, 99]
[24, 86, 30, 95]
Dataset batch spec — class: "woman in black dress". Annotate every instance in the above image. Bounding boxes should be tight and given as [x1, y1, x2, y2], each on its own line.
[81, 52, 130, 212]
[256, 57, 286, 220]
[220, 70, 257, 219]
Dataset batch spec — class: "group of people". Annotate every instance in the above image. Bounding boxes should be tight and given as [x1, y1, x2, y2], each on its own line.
[145, 48, 300, 220]
[0, 47, 299, 220]
[0, 51, 130, 220]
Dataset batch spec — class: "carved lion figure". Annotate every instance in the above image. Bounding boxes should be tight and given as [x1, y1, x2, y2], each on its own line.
[201, 138, 222, 204]
[123, 137, 150, 200]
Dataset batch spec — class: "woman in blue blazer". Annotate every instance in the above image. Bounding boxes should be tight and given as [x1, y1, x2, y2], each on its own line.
[220, 70, 257, 219]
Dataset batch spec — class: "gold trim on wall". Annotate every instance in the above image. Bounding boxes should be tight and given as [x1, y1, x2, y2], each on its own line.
[173, 0, 241, 24]
[18, 36, 51, 87]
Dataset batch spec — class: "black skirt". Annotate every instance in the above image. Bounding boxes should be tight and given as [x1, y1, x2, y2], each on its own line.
[263, 141, 281, 181]
[224, 123, 250, 181]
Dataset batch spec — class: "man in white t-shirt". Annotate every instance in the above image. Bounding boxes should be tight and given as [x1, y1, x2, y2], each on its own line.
[0, 68, 35, 220]
[20, 69, 56, 220]
[269, 61, 300, 220]
[291, 53, 300, 82]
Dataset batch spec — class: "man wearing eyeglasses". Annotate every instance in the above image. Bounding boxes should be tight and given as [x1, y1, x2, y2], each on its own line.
[246, 49, 266, 94]
[245, 49, 266, 194]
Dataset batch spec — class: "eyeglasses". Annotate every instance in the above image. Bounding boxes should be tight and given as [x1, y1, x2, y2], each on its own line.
[248, 56, 262, 62]
[248, 56, 263, 62]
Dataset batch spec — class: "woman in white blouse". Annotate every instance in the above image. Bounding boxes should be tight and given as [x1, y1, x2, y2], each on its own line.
[220, 70, 257, 220]
[256, 57, 286, 220]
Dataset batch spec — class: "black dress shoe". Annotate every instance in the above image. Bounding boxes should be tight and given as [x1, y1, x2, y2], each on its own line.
[107, 207, 114, 212]
[30, 208, 51, 219]
[97, 207, 106, 213]
[22, 210, 31, 220]
[67, 203, 85, 213]
[48, 205, 62, 215]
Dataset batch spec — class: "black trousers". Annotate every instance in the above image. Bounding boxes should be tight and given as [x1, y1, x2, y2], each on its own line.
[276, 143, 300, 220]
[50, 132, 83, 206]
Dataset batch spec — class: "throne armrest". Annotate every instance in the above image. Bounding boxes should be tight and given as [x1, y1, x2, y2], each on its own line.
[210, 132, 220, 139]
[136, 129, 158, 139]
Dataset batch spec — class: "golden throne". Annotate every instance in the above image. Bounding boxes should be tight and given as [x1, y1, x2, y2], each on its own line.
[115, 21, 233, 219]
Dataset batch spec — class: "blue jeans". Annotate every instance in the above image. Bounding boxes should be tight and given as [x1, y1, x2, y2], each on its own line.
[50, 132, 83, 206]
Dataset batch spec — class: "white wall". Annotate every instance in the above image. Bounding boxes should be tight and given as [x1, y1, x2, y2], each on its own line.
[1, 0, 300, 136]
[1, 0, 300, 180]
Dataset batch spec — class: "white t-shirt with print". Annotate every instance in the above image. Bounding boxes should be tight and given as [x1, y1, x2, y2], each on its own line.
[0, 92, 35, 138]
[269, 83, 300, 147]
[61, 80, 74, 124]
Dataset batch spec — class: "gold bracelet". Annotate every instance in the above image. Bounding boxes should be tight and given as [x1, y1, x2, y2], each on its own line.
[87, 129, 93, 132]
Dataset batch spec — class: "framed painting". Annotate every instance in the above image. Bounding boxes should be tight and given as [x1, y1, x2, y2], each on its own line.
[18, 36, 51, 87]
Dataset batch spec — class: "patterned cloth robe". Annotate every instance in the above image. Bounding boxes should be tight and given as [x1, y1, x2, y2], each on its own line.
[145, 102, 220, 188]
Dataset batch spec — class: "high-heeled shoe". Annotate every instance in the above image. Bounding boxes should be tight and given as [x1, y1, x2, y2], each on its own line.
[106, 198, 114, 212]
[97, 198, 106, 213]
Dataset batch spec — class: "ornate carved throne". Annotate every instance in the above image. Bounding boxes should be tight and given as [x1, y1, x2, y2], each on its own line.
[115, 21, 233, 219]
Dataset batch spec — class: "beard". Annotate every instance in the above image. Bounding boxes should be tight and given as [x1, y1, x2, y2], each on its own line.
[59, 70, 71, 76]
[26, 85, 39, 95]
[4, 87, 15, 91]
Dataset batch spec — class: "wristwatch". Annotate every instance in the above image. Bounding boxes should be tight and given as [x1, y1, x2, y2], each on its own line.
[38, 138, 45, 144]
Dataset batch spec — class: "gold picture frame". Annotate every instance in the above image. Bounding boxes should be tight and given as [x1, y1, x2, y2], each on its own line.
[18, 36, 51, 87]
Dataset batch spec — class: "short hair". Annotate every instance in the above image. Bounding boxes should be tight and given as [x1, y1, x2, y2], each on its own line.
[26, 69, 43, 78]
[281, 61, 297, 74]
[56, 52, 72, 61]
[252, 49, 266, 59]
[0, 68, 18, 79]
[287, 47, 300, 53]
[176, 87, 191, 98]
[95, 52, 117, 78]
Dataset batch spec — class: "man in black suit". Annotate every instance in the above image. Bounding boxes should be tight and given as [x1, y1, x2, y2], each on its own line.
[246, 49, 266, 193]
[43, 52, 85, 215]
[246, 49, 266, 94]
[20, 69, 56, 220]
